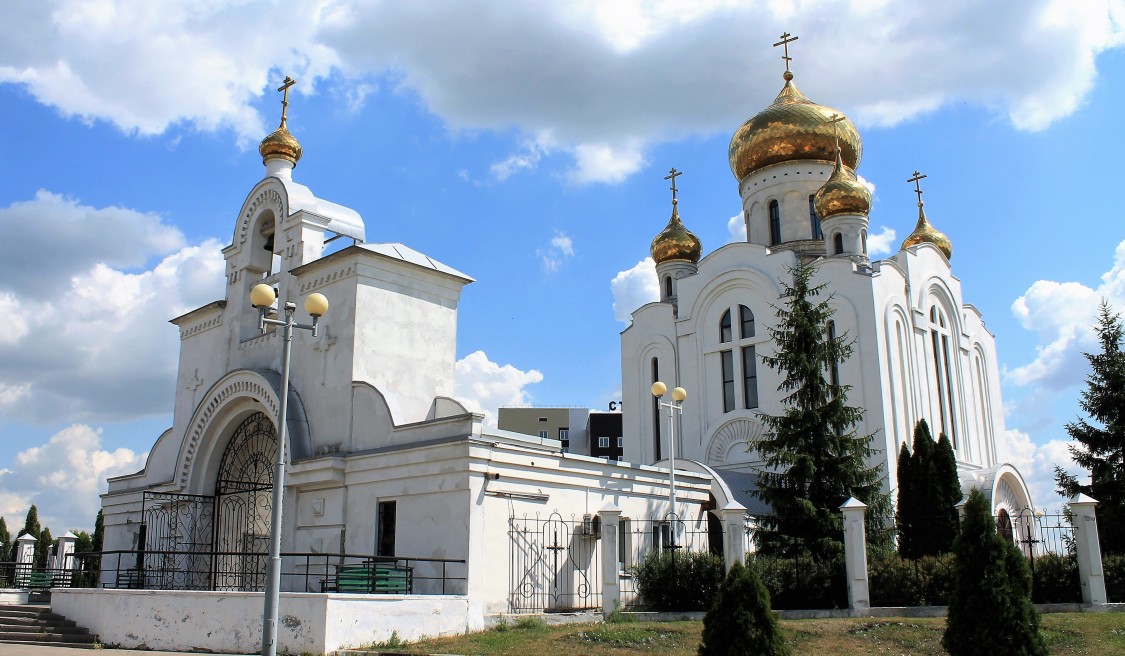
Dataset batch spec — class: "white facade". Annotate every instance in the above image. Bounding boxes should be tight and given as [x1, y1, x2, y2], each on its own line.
[622, 76, 1032, 517]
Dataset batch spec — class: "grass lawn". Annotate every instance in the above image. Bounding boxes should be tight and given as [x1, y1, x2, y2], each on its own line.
[361, 612, 1125, 656]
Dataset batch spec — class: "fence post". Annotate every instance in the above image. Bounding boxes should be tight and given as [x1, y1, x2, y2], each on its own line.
[718, 501, 747, 572]
[839, 497, 869, 611]
[15, 534, 36, 587]
[1068, 494, 1107, 605]
[599, 502, 622, 618]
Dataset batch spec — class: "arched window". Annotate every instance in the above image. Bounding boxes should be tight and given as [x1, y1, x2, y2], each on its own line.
[833, 233, 844, 255]
[718, 304, 760, 412]
[809, 194, 823, 240]
[997, 509, 1013, 542]
[861, 230, 867, 255]
[768, 200, 781, 246]
[651, 357, 662, 461]
[664, 276, 673, 300]
[827, 320, 841, 390]
[929, 306, 958, 448]
[739, 305, 755, 339]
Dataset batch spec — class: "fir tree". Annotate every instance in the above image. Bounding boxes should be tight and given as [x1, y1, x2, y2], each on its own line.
[699, 561, 790, 656]
[92, 509, 104, 553]
[943, 489, 1047, 656]
[35, 527, 52, 570]
[753, 262, 888, 559]
[0, 517, 9, 563]
[13, 505, 41, 561]
[933, 432, 962, 554]
[1055, 300, 1125, 555]
[895, 441, 917, 558]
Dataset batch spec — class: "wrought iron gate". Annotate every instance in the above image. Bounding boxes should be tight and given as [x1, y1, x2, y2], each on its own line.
[508, 512, 601, 613]
[140, 411, 276, 591]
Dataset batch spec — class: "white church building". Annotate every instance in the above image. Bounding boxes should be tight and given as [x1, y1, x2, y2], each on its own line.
[620, 63, 1033, 519]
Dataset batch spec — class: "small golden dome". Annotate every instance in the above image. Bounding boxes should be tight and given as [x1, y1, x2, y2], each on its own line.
[651, 201, 702, 264]
[259, 124, 302, 167]
[729, 72, 862, 181]
[901, 205, 953, 260]
[814, 151, 871, 219]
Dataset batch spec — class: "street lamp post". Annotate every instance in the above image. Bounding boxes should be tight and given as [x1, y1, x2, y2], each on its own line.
[251, 283, 329, 656]
[651, 381, 686, 546]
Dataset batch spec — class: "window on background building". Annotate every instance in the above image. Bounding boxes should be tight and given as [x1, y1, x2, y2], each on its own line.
[559, 428, 570, 451]
[617, 436, 624, 448]
[769, 200, 781, 245]
[377, 500, 396, 557]
[651, 357, 662, 461]
[809, 194, 823, 239]
[598, 436, 610, 449]
[538, 430, 548, 439]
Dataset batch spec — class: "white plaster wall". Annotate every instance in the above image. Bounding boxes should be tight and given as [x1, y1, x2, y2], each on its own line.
[739, 161, 834, 246]
[52, 589, 472, 654]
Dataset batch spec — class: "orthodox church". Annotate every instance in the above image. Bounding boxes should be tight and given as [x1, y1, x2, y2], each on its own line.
[620, 55, 1033, 518]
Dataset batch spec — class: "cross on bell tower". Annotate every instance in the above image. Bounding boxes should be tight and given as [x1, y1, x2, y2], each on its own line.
[773, 32, 799, 76]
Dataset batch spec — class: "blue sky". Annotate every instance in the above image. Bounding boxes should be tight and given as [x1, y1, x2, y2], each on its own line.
[1, 1, 1123, 531]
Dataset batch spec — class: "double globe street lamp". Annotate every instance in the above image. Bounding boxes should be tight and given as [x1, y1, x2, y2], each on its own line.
[651, 381, 687, 547]
[250, 283, 329, 656]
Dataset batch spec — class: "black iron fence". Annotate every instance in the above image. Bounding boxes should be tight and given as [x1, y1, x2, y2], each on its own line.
[508, 512, 601, 613]
[68, 550, 465, 595]
[618, 514, 720, 608]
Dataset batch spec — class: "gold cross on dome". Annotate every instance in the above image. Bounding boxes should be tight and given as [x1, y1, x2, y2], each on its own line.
[826, 113, 846, 151]
[907, 170, 927, 206]
[277, 76, 297, 128]
[773, 32, 799, 72]
[664, 167, 683, 203]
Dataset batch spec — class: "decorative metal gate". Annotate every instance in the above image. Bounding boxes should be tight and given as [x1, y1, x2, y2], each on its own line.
[213, 411, 276, 591]
[508, 512, 601, 613]
[139, 412, 276, 591]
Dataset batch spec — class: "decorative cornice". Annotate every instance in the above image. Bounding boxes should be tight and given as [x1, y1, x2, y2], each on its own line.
[178, 312, 224, 340]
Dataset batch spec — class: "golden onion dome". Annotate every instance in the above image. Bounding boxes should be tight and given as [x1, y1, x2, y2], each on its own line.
[729, 72, 862, 181]
[651, 201, 702, 264]
[901, 205, 953, 260]
[259, 124, 302, 167]
[814, 151, 871, 219]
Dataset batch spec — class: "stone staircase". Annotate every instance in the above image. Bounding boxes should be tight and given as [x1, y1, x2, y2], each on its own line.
[0, 604, 97, 648]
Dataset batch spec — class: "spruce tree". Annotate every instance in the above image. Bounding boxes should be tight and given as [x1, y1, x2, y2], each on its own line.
[1055, 300, 1125, 554]
[35, 527, 52, 570]
[699, 561, 790, 656]
[92, 509, 104, 553]
[943, 488, 1046, 656]
[14, 505, 41, 561]
[0, 517, 9, 562]
[895, 442, 917, 558]
[753, 262, 888, 559]
[933, 432, 962, 554]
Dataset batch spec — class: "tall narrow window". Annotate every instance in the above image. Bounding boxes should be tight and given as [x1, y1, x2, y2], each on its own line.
[618, 519, 630, 571]
[827, 321, 840, 389]
[651, 357, 662, 461]
[741, 346, 758, 409]
[768, 200, 781, 246]
[720, 309, 732, 343]
[721, 350, 736, 412]
[377, 500, 397, 557]
[664, 276, 673, 299]
[833, 233, 844, 255]
[739, 305, 755, 339]
[929, 307, 958, 448]
[809, 194, 823, 240]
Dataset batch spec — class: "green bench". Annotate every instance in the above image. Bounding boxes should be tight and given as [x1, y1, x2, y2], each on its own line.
[325, 563, 412, 594]
[16, 570, 53, 589]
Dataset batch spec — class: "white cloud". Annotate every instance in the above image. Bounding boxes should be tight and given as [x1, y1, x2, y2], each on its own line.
[454, 350, 544, 427]
[996, 428, 1086, 513]
[611, 257, 659, 323]
[727, 213, 747, 243]
[0, 192, 226, 424]
[490, 141, 546, 180]
[8, 1, 1120, 182]
[1006, 239, 1125, 389]
[538, 230, 576, 272]
[0, 424, 146, 531]
[867, 226, 897, 257]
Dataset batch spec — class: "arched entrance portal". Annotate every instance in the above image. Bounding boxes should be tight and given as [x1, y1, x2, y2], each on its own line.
[213, 411, 276, 591]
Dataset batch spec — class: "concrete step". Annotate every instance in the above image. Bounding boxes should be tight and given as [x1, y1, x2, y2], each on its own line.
[0, 640, 98, 649]
[0, 631, 94, 643]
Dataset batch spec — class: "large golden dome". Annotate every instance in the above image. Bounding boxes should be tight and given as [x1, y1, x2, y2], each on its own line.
[729, 72, 861, 181]
[814, 151, 871, 219]
[651, 201, 702, 264]
[259, 124, 302, 167]
[901, 205, 953, 260]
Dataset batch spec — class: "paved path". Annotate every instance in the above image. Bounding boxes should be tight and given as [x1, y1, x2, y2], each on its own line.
[0, 646, 254, 656]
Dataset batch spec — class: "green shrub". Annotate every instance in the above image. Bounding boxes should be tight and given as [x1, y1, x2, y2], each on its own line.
[1031, 553, 1080, 604]
[747, 553, 847, 610]
[868, 553, 954, 606]
[699, 561, 789, 656]
[633, 550, 725, 611]
[1104, 553, 1125, 602]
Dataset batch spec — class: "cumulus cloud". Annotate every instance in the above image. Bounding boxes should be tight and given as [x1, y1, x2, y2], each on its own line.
[0, 193, 226, 423]
[454, 350, 544, 427]
[1006, 239, 1125, 389]
[867, 226, 897, 257]
[0, 424, 146, 530]
[491, 140, 547, 180]
[3, 1, 1122, 182]
[996, 428, 1086, 513]
[727, 213, 747, 243]
[538, 230, 576, 272]
[611, 257, 660, 323]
